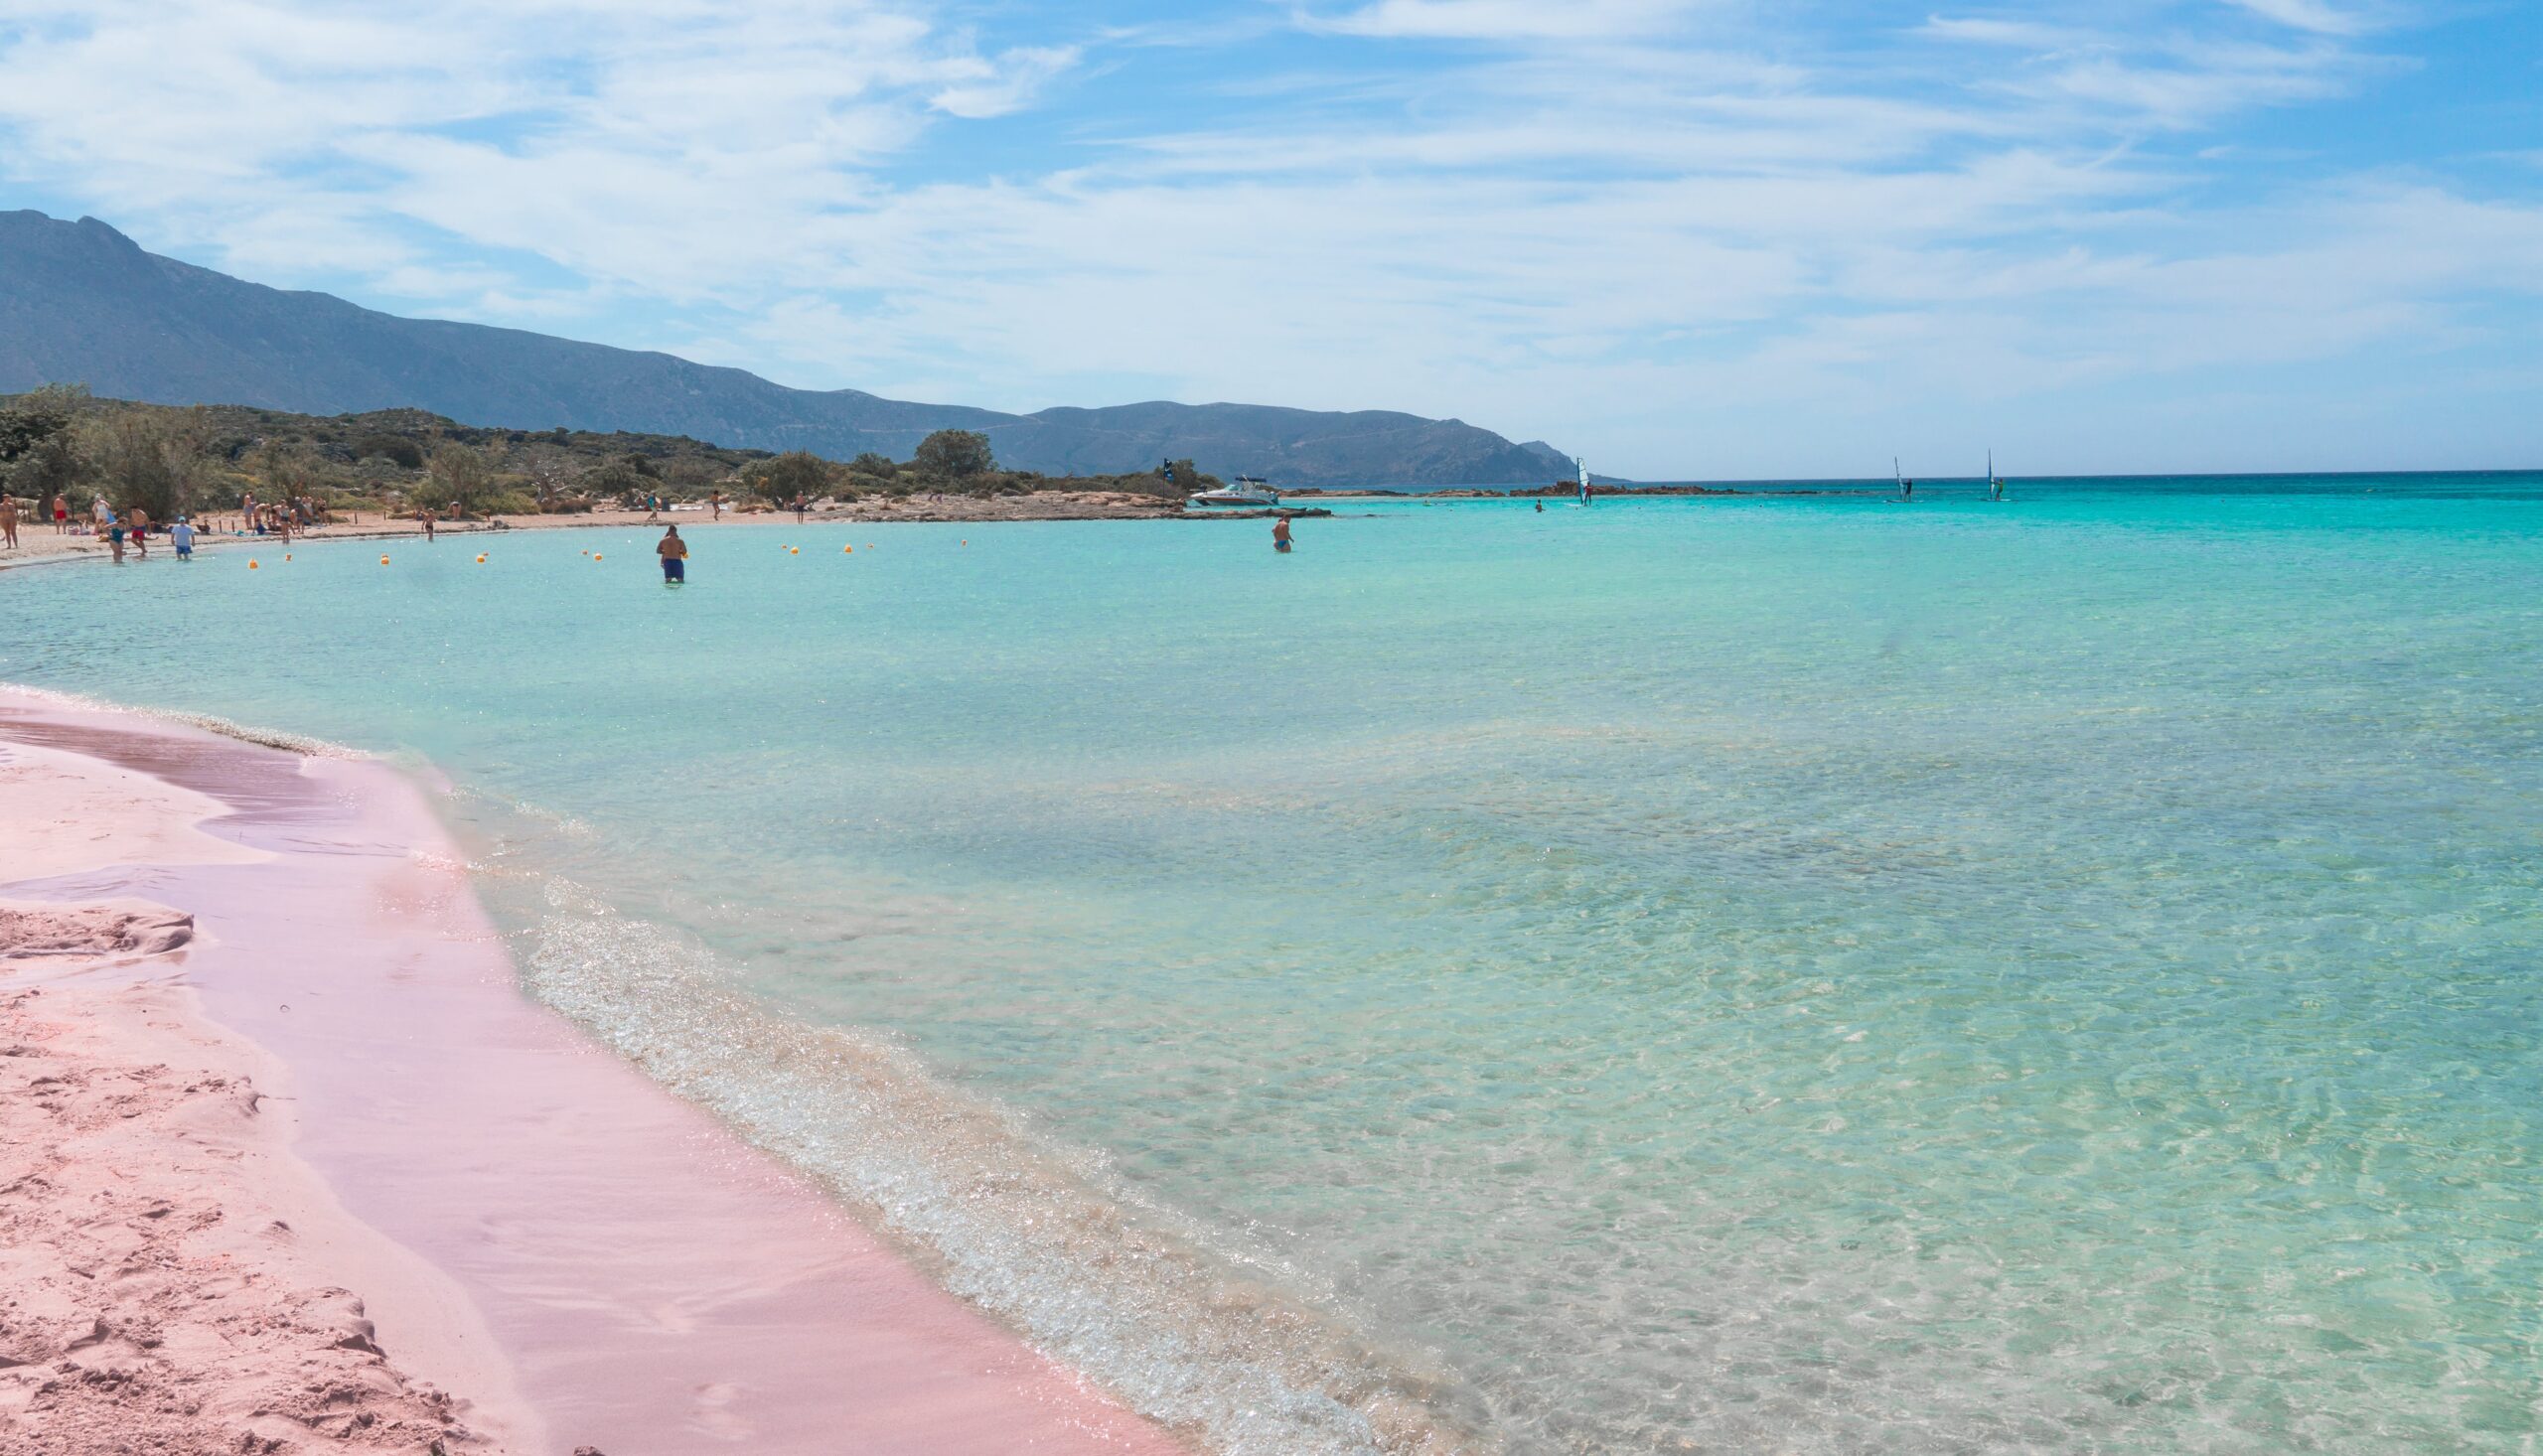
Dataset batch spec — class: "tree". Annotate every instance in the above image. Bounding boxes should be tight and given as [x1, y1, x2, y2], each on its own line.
[0, 384, 85, 465]
[912, 429, 993, 480]
[84, 407, 211, 520]
[663, 457, 718, 492]
[7, 431, 87, 505]
[524, 452, 581, 510]
[421, 442, 496, 517]
[849, 452, 898, 478]
[751, 450, 832, 503]
[253, 439, 324, 501]
[352, 433, 425, 469]
[587, 451, 661, 504]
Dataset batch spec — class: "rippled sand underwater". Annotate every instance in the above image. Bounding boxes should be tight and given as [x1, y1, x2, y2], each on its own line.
[9, 477, 2539, 1453]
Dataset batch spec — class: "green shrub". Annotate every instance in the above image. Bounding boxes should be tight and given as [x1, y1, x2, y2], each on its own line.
[352, 434, 425, 469]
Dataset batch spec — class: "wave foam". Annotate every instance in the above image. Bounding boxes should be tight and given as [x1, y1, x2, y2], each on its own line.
[511, 876, 1496, 1456]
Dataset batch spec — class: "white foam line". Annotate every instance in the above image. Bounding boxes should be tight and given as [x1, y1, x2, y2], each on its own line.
[0, 682, 368, 760]
[513, 878, 1500, 1456]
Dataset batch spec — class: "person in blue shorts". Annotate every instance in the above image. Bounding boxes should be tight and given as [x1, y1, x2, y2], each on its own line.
[657, 524, 687, 584]
[171, 516, 196, 560]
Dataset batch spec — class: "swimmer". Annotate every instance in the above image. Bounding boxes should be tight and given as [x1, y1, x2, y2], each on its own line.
[1272, 515, 1293, 554]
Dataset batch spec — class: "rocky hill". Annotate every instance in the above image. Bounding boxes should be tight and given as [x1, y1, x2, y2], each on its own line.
[0, 210, 1564, 487]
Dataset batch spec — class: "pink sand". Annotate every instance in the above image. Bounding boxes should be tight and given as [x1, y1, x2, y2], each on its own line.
[0, 690, 1189, 1456]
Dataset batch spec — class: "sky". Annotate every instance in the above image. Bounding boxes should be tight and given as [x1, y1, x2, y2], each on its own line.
[1, 0, 2538, 479]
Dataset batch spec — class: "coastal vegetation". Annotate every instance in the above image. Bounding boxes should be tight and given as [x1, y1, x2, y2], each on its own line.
[0, 388, 1214, 520]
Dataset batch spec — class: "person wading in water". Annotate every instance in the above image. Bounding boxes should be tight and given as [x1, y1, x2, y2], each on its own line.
[658, 523, 688, 585]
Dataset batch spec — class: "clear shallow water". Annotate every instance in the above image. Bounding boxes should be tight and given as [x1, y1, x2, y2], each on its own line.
[6, 477, 2541, 1454]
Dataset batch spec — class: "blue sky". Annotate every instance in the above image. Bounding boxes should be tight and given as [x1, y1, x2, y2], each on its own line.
[2, 0, 2537, 478]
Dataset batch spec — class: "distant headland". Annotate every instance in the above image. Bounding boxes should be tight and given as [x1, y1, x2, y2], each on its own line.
[0, 209, 1570, 489]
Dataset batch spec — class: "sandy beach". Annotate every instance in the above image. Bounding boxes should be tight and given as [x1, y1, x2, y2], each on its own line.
[0, 493, 1207, 571]
[0, 488, 1358, 572]
[0, 688, 1190, 1455]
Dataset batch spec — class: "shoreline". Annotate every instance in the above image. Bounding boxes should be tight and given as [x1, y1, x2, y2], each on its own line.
[0, 688, 1191, 1455]
[0, 495, 1336, 573]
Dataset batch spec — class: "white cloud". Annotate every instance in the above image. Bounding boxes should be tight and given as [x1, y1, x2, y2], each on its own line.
[0, 0, 1070, 290]
[0, 0, 2532, 475]
[2226, 0, 2371, 37]
[1916, 16, 2081, 50]
[931, 45, 1083, 119]
[1298, 0, 1703, 42]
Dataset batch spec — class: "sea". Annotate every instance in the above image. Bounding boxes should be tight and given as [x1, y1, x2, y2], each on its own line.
[6, 473, 2539, 1454]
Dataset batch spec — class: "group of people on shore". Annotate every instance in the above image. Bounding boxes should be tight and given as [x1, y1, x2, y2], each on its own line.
[239, 492, 327, 537]
[10, 494, 204, 563]
[3, 490, 1302, 568]
[11, 492, 88, 539]
[0, 488, 331, 562]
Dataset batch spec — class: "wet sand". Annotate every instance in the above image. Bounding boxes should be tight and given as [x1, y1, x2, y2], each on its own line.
[0, 687, 1190, 1456]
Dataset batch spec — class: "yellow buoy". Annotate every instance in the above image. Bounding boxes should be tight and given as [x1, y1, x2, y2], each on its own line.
[476, 553, 487, 563]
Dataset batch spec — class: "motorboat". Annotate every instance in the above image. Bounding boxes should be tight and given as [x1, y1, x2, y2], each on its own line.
[1189, 475, 1279, 508]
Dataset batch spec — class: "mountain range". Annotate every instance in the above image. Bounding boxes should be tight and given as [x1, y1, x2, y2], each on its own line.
[0, 210, 1569, 486]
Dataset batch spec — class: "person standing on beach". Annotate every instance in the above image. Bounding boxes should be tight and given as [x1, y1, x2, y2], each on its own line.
[657, 524, 688, 584]
[710, 490, 724, 521]
[792, 493, 807, 523]
[419, 508, 436, 542]
[128, 507, 151, 558]
[1272, 515, 1293, 554]
[0, 496, 18, 550]
[52, 494, 68, 534]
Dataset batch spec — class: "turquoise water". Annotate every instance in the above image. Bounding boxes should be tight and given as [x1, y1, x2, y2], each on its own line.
[7, 478, 2541, 1454]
